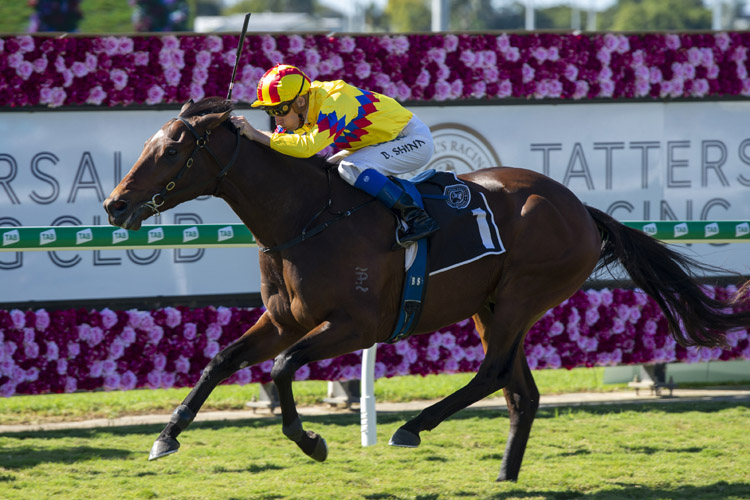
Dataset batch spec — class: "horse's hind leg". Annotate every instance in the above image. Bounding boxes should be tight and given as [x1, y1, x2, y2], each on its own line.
[497, 347, 539, 482]
[149, 312, 297, 460]
[389, 301, 533, 452]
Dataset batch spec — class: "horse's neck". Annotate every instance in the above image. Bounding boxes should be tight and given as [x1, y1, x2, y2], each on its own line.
[219, 142, 331, 248]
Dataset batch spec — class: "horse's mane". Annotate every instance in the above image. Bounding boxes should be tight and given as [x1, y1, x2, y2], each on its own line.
[179, 96, 234, 118]
[180, 96, 330, 170]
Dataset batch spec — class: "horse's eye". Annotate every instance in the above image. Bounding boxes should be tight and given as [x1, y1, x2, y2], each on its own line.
[166, 147, 178, 156]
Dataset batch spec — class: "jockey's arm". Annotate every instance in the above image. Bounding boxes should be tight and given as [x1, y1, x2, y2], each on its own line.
[268, 124, 334, 158]
[231, 116, 271, 147]
[231, 115, 329, 157]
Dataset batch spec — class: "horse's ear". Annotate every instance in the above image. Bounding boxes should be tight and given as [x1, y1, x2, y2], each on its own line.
[179, 99, 194, 116]
[205, 110, 232, 131]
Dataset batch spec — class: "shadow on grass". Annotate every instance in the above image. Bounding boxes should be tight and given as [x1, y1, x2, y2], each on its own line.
[210, 463, 285, 474]
[361, 481, 750, 500]
[0, 411, 409, 443]
[365, 494, 441, 500]
[483, 481, 750, 500]
[456, 399, 750, 421]
[0, 444, 132, 470]
[0, 399, 747, 442]
[621, 444, 704, 455]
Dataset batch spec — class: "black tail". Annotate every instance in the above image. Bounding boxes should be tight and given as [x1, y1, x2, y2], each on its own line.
[586, 206, 750, 347]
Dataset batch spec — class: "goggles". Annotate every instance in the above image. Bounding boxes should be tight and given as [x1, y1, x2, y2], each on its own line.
[262, 101, 294, 117]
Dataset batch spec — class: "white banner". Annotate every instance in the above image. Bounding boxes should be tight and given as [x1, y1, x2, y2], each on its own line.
[0, 108, 269, 303]
[1, 100, 749, 303]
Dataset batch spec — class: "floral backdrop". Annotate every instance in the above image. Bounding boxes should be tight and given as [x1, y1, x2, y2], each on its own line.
[1, 286, 748, 397]
[2, 31, 750, 397]
[1, 31, 750, 108]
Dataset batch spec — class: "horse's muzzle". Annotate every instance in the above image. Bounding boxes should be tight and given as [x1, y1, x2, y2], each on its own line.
[104, 197, 144, 230]
[104, 196, 126, 221]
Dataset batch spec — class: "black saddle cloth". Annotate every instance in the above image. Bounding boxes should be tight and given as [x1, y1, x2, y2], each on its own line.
[409, 170, 506, 276]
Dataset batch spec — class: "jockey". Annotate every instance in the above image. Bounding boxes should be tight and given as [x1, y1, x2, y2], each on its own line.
[231, 63, 439, 248]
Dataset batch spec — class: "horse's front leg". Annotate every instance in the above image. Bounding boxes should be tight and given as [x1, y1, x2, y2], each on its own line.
[271, 316, 369, 462]
[149, 312, 298, 460]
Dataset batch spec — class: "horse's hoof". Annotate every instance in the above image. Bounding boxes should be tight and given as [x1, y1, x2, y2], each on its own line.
[148, 437, 180, 461]
[298, 431, 328, 462]
[389, 427, 421, 448]
[310, 435, 328, 462]
[496, 474, 518, 483]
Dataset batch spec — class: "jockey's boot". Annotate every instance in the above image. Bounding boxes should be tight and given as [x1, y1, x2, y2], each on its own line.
[353, 168, 439, 249]
[391, 191, 440, 247]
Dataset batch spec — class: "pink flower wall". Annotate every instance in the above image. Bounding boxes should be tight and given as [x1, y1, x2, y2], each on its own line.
[1, 287, 748, 397]
[1, 32, 750, 108]
[2, 32, 750, 396]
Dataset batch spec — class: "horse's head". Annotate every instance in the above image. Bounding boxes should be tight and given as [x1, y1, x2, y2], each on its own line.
[104, 97, 236, 230]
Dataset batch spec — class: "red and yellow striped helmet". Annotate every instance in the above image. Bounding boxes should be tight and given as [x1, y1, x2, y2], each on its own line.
[250, 64, 311, 108]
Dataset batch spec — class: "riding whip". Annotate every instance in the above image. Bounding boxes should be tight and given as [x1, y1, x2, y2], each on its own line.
[226, 12, 251, 101]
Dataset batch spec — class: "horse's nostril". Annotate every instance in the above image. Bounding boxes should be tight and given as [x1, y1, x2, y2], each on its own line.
[106, 199, 128, 216]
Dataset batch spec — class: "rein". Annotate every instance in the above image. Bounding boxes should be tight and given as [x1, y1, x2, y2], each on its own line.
[142, 112, 369, 253]
[143, 116, 241, 215]
[259, 167, 374, 254]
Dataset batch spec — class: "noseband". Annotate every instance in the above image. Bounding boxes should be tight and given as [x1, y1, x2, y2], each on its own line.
[143, 115, 241, 215]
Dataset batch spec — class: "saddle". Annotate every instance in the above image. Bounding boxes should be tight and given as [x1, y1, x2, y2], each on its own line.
[386, 170, 506, 343]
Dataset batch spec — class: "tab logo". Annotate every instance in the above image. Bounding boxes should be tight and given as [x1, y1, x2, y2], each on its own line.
[642, 223, 657, 236]
[673, 223, 688, 238]
[76, 228, 93, 245]
[112, 229, 129, 244]
[737, 222, 750, 238]
[217, 226, 234, 242]
[148, 227, 164, 243]
[183, 226, 199, 243]
[704, 222, 719, 238]
[2, 229, 19, 246]
[40, 229, 57, 245]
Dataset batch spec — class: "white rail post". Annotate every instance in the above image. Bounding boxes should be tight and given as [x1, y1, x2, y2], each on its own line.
[431, 0, 448, 32]
[712, 0, 723, 30]
[525, 0, 535, 30]
[360, 345, 378, 446]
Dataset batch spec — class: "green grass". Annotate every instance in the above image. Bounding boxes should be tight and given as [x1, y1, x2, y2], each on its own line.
[0, 0, 198, 34]
[0, 402, 749, 499]
[0, 367, 627, 425]
[1, 368, 748, 498]
[0, 2, 32, 34]
[0, 0, 130, 34]
[78, 0, 136, 34]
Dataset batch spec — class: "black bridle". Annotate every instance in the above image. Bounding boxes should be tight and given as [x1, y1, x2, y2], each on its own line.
[143, 115, 241, 215]
[142, 112, 371, 254]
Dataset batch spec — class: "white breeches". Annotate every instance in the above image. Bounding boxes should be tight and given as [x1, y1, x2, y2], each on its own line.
[335, 115, 434, 186]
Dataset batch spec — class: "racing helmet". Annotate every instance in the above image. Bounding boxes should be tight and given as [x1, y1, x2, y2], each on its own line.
[250, 64, 311, 114]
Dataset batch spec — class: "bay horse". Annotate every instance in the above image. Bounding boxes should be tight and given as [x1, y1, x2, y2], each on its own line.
[104, 97, 750, 481]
